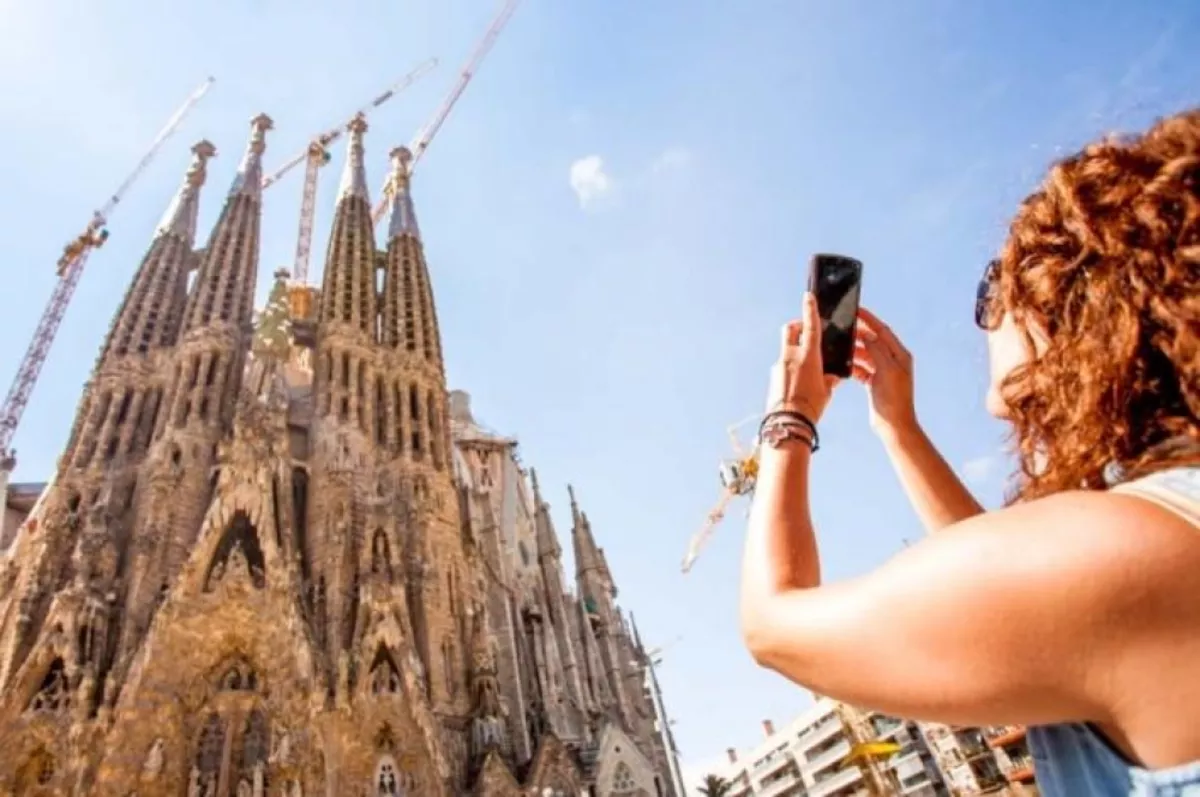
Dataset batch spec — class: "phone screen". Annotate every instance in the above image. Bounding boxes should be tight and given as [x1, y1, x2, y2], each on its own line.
[809, 254, 863, 378]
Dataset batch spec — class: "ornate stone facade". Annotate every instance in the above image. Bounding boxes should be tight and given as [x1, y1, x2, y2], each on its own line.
[0, 113, 679, 796]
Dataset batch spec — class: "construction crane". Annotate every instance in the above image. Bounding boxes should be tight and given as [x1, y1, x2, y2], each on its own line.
[834, 702, 904, 796]
[260, 58, 438, 286]
[370, 0, 522, 225]
[681, 413, 761, 574]
[0, 78, 215, 461]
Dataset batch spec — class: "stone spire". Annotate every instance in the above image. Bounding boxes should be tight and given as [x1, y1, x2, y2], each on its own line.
[67, 141, 217, 471]
[568, 485, 604, 582]
[99, 140, 216, 364]
[530, 470, 589, 740]
[469, 604, 506, 760]
[530, 469, 560, 558]
[379, 147, 442, 372]
[337, 113, 370, 201]
[316, 114, 376, 337]
[109, 115, 274, 682]
[384, 146, 420, 241]
[228, 113, 271, 200]
[180, 114, 273, 334]
[156, 140, 216, 243]
[307, 115, 384, 682]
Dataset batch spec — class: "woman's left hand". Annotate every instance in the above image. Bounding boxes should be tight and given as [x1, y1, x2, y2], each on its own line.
[765, 292, 839, 423]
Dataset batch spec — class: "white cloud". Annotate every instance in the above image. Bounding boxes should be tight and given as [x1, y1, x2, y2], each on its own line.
[569, 154, 613, 210]
[652, 146, 693, 174]
[961, 454, 997, 487]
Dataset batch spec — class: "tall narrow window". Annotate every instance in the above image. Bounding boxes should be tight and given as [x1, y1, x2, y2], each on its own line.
[427, 389, 442, 470]
[357, 360, 367, 431]
[409, 386, 422, 458]
[375, 377, 387, 445]
[393, 383, 404, 454]
[193, 713, 226, 794]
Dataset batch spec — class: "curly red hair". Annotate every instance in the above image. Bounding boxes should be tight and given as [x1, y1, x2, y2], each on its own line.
[997, 108, 1200, 501]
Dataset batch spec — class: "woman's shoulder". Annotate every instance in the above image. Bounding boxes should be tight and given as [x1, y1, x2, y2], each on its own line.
[1021, 464, 1200, 540]
[959, 482, 1200, 616]
[1110, 465, 1200, 522]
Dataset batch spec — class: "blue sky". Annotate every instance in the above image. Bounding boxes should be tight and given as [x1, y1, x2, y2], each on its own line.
[1, 0, 1197, 791]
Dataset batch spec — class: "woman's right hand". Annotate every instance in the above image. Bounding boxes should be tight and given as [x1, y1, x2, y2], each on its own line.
[853, 307, 918, 436]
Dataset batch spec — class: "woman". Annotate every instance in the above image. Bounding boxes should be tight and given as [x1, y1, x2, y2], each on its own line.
[740, 109, 1200, 796]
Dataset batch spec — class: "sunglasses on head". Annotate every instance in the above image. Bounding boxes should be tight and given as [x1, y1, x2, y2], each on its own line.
[974, 259, 1000, 330]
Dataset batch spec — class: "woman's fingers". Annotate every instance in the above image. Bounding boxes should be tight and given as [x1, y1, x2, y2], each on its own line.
[857, 306, 890, 334]
[781, 294, 823, 360]
[857, 306, 910, 362]
[799, 292, 821, 357]
[851, 362, 874, 384]
[854, 338, 886, 368]
[780, 319, 802, 354]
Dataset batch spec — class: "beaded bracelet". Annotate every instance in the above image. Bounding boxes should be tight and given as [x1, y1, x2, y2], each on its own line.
[759, 411, 820, 453]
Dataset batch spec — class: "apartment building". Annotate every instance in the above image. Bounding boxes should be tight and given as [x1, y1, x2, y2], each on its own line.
[918, 724, 1038, 796]
[706, 698, 949, 797]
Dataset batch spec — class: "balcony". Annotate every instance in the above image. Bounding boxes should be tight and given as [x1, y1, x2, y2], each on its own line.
[960, 742, 991, 761]
[807, 765, 862, 797]
[970, 766, 1009, 793]
[750, 750, 794, 781]
[758, 770, 805, 797]
[1002, 754, 1037, 784]
[804, 739, 852, 774]
[889, 751, 927, 782]
[796, 715, 844, 751]
[985, 725, 1028, 748]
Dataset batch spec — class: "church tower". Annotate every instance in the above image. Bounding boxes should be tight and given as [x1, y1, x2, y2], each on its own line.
[377, 143, 469, 719]
[109, 114, 274, 698]
[0, 137, 217, 706]
[0, 105, 682, 797]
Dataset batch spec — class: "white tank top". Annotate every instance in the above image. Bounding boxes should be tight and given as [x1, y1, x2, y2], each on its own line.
[1110, 466, 1200, 527]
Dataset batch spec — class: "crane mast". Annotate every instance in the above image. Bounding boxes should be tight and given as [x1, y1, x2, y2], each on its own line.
[371, 0, 522, 224]
[258, 58, 437, 286]
[0, 78, 215, 461]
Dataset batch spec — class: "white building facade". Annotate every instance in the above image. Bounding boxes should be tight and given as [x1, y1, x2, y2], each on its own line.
[707, 699, 949, 797]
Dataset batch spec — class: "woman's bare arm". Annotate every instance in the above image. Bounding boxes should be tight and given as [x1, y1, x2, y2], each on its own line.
[853, 307, 985, 532]
[740, 442, 1197, 729]
[878, 421, 985, 532]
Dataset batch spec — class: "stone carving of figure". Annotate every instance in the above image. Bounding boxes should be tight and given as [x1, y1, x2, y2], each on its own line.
[271, 731, 291, 766]
[236, 780, 252, 797]
[142, 738, 164, 777]
[187, 767, 201, 797]
[337, 651, 351, 696]
[253, 761, 265, 797]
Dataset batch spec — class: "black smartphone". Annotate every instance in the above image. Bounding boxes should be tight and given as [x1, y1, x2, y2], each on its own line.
[807, 254, 864, 378]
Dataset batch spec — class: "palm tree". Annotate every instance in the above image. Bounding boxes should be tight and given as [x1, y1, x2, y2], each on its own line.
[697, 774, 732, 796]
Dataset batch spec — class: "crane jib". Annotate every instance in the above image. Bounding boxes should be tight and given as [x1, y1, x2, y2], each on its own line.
[0, 78, 213, 458]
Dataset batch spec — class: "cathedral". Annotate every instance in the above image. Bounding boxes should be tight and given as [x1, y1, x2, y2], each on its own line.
[0, 112, 681, 796]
